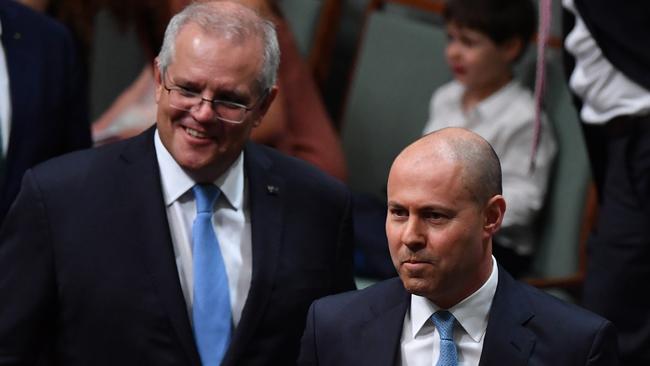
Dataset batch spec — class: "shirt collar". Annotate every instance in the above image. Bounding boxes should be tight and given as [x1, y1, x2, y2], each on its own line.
[410, 257, 499, 343]
[154, 129, 245, 210]
[473, 80, 520, 120]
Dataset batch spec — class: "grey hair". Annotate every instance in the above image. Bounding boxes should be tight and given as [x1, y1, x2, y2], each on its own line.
[156, 1, 280, 92]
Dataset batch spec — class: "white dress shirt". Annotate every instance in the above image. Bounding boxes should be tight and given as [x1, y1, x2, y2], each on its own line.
[423, 80, 556, 255]
[563, 0, 650, 124]
[399, 258, 499, 366]
[154, 130, 252, 326]
[0, 18, 11, 156]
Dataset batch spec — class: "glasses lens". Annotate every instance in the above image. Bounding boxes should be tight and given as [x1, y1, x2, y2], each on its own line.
[214, 102, 246, 124]
[167, 88, 248, 124]
[168, 89, 197, 112]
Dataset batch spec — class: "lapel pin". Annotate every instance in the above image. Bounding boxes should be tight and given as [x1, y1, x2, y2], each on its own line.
[266, 185, 279, 195]
[13, 32, 21, 40]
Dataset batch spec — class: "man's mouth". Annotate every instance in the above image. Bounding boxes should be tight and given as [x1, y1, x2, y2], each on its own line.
[185, 127, 209, 139]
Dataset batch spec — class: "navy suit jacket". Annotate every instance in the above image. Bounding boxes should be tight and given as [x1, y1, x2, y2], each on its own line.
[0, 128, 355, 365]
[299, 269, 619, 365]
[0, 0, 91, 223]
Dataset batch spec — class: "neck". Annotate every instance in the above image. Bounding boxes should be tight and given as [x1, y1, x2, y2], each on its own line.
[461, 74, 513, 112]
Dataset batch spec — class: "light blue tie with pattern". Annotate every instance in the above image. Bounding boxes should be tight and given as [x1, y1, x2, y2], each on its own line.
[431, 311, 458, 366]
[192, 184, 231, 366]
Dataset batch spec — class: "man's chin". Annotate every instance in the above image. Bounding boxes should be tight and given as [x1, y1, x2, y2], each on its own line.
[400, 275, 435, 297]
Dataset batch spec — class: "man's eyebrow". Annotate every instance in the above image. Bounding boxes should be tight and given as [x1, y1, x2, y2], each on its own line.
[167, 76, 250, 101]
[214, 89, 250, 103]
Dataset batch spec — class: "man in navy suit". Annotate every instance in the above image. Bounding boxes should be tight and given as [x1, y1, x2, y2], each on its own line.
[299, 128, 618, 365]
[0, 2, 353, 365]
[0, 0, 91, 223]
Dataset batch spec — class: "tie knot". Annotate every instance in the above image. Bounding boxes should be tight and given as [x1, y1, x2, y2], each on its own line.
[431, 311, 456, 341]
[193, 184, 220, 213]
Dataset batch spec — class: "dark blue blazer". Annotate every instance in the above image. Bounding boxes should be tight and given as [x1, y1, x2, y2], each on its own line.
[0, 128, 355, 365]
[299, 269, 619, 365]
[0, 0, 91, 223]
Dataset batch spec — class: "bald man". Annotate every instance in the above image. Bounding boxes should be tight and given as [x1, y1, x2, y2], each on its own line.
[298, 128, 618, 365]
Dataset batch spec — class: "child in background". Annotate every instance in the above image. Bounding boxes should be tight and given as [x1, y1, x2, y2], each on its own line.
[422, 0, 557, 278]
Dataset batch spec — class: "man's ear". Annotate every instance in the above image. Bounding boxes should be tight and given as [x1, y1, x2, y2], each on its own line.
[153, 58, 164, 103]
[253, 85, 278, 127]
[483, 195, 506, 237]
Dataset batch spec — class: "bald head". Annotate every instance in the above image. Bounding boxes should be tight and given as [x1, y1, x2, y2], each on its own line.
[393, 127, 502, 206]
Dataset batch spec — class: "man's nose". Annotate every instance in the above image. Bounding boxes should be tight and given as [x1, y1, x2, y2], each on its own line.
[191, 100, 217, 122]
[401, 216, 426, 250]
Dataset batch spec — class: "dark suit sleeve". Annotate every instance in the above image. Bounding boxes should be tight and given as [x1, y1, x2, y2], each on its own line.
[587, 320, 619, 365]
[0, 170, 56, 365]
[297, 301, 319, 366]
[333, 192, 356, 293]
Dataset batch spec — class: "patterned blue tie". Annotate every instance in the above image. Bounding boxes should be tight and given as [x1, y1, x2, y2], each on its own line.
[431, 311, 458, 366]
[192, 184, 231, 366]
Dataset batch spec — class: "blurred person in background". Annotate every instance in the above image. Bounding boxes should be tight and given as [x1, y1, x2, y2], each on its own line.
[0, 0, 91, 224]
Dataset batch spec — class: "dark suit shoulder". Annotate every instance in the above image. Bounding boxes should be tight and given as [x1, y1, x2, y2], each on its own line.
[465, 269, 621, 365]
[299, 278, 407, 365]
[244, 142, 351, 215]
[246, 142, 346, 191]
[312, 278, 405, 319]
[28, 132, 150, 191]
[1, 0, 71, 39]
[487, 270, 619, 364]
[516, 278, 609, 330]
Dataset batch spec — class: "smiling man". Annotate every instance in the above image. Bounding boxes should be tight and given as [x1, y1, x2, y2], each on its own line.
[299, 128, 618, 366]
[0, 2, 354, 365]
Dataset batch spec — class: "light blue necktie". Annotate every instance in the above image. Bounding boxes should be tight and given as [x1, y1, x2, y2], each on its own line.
[192, 184, 231, 366]
[431, 311, 458, 366]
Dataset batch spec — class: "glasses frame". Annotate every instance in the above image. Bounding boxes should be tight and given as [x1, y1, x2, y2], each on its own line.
[162, 73, 268, 124]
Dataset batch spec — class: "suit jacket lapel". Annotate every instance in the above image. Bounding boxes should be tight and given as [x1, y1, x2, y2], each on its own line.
[223, 143, 285, 365]
[359, 278, 409, 366]
[480, 268, 536, 366]
[118, 128, 201, 366]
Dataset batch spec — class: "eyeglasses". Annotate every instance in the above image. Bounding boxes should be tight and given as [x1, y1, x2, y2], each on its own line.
[163, 75, 267, 124]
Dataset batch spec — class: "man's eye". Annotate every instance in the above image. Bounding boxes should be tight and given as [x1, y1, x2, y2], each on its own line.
[178, 87, 197, 97]
[218, 100, 246, 110]
[423, 211, 445, 221]
[390, 208, 408, 217]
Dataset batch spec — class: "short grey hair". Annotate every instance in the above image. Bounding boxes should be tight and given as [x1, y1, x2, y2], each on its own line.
[157, 1, 280, 92]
